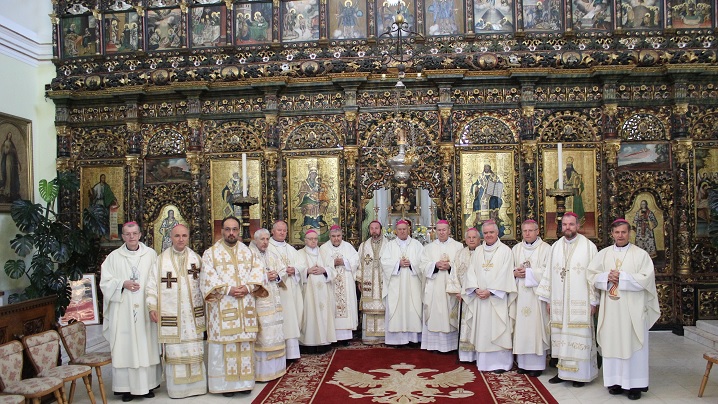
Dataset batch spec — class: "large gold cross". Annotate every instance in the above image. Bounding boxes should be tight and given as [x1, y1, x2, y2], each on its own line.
[188, 264, 200, 279]
[162, 272, 178, 288]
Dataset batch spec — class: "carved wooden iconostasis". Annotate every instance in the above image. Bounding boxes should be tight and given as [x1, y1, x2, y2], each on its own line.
[48, 0, 718, 332]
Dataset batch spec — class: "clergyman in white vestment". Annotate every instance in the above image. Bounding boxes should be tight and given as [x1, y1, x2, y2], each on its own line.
[447, 227, 482, 362]
[100, 222, 162, 402]
[420, 219, 463, 352]
[588, 219, 660, 400]
[319, 225, 359, 343]
[146, 224, 206, 398]
[267, 220, 306, 360]
[511, 219, 551, 377]
[463, 220, 517, 373]
[537, 212, 599, 387]
[356, 220, 387, 344]
[380, 220, 424, 345]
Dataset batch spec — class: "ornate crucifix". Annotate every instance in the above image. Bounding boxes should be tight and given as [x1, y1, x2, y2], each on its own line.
[162, 272, 178, 288]
[188, 264, 200, 280]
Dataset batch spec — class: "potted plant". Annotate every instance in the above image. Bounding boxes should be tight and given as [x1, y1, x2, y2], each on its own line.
[4, 172, 108, 317]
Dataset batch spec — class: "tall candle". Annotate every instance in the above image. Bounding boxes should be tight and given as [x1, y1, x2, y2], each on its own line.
[557, 143, 563, 189]
[242, 153, 248, 197]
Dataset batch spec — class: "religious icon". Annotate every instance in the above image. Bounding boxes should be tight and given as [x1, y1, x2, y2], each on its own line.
[523, 0, 563, 31]
[153, 205, 188, 253]
[235, 3, 272, 44]
[104, 11, 140, 54]
[626, 192, 665, 266]
[694, 147, 718, 238]
[426, 0, 463, 35]
[668, 0, 712, 29]
[287, 156, 340, 244]
[146, 8, 184, 51]
[61, 15, 98, 58]
[210, 159, 262, 243]
[377, 0, 416, 35]
[190, 5, 226, 48]
[281, 0, 319, 42]
[0, 113, 32, 211]
[572, 0, 612, 30]
[330, 0, 367, 39]
[618, 0, 663, 29]
[81, 166, 124, 241]
[474, 0, 514, 33]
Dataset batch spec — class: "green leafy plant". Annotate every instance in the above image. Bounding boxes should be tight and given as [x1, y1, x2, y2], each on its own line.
[4, 172, 108, 317]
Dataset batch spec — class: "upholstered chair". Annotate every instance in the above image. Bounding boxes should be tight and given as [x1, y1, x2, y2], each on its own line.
[22, 331, 96, 404]
[0, 395, 26, 404]
[58, 322, 111, 404]
[0, 340, 65, 404]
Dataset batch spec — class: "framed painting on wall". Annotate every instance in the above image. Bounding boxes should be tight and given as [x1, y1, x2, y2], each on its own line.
[626, 192, 666, 267]
[146, 8, 184, 51]
[329, 0, 367, 39]
[286, 156, 340, 244]
[59, 274, 100, 326]
[103, 10, 140, 53]
[425, 0, 463, 35]
[152, 204, 189, 253]
[458, 149, 517, 241]
[0, 112, 33, 211]
[281, 0, 319, 42]
[695, 146, 718, 238]
[376, 0, 416, 35]
[144, 157, 191, 185]
[189, 5, 227, 48]
[617, 142, 671, 170]
[210, 158, 263, 243]
[80, 165, 125, 241]
[540, 146, 599, 240]
[474, 0, 514, 33]
[235, 2, 272, 44]
[61, 14, 99, 58]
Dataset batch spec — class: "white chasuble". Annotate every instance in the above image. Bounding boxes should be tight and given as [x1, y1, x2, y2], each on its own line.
[447, 247, 478, 362]
[511, 238, 551, 358]
[268, 238, 306, 359]
[536, 234, 599, 382]
[320, 240, 359, 338]
[380, 237, 424, 341]
[249, 242, 286, 382]
[463, 241, 517, 356]
[100, 243, 162, 395]
[356, 236, 387, 343]
[298, 246, 337, 346]
[200, 240, 264, 393]
[146, 247, 206, 398]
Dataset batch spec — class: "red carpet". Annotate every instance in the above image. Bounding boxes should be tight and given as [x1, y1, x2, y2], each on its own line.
[253, 345, 558, 404]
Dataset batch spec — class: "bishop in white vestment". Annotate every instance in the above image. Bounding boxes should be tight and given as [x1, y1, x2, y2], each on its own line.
[356, 220, 387, 344]
[463, 221, 517, 373]
[267, 220, 306, 359]
[537, 212, 599, 386]
[447, 228, 482, 362]
[146, 224, 206, 398]
[419, 220, 463, 352]
[380, 220, 424, 345]
[319, 225, 359, 342]
[298, 229, 337, 347]
[588, 219, 660, 400]
[100, 222, 162, 401]
[249, 229, 286, 381]
[511, 219, 551, 377]
[200, 217, 265, 396]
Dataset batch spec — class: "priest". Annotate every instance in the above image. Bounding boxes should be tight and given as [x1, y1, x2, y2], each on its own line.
[588, 219, 660, 400]
[380, 219, 424, 346]
[268, 220, 306, 360]
[100, 221, 162, 402]
[419, 219, 463, 352]
[463, 220, 517, 373]
[297, 229, 337, 350]
[201, 216, 265, 396]
[147, 223, 206, 398]
[249, 228, 287, 382]
[356, 220, 387, 344]
[537, 212, 599, 387]
[447, 227, 481, 362]
[319, 225, 359, 344]
[511, 219, 551, 377]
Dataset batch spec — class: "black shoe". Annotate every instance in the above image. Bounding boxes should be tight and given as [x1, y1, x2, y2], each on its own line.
[548, 375, 564, 384]
[641, 387, 649, 392]
[122, 393, 133, 402]
[627, 388, 642, 400]
[516, 368, 527, 374]
[527, 370, 542, 377]
[548, 357, 558, 368]
[144, 392, 155, 398]
[222, 392, 235, 397]
[608, 385, 623, 395]
[237, 390, 252, 395]
[492, 369, 506, 374]
[572, 381, 585, 388]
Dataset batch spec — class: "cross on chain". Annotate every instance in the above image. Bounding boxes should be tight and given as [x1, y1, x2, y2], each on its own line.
[188, 264, 200, 279]
[162, 272, 178, 288]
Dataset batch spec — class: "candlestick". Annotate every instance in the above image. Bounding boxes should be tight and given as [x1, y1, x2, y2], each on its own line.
[242, 153, 248, 197]
[557, 143, 563, 189]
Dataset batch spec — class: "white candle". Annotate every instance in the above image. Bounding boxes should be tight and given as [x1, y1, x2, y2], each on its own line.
[242, 153, 248, 197]
[557, 143, 563, 189]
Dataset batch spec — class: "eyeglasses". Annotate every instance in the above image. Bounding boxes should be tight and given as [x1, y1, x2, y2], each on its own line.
[123, 232, 141, 237]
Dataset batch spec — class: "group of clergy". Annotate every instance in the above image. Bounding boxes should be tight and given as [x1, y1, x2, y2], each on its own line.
[99, 210, 659, 402]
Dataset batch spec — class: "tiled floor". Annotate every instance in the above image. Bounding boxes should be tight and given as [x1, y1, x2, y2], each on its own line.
[64, 331, 717, 403]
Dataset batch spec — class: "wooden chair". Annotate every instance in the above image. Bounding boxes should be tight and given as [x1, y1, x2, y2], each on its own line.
[0, 395, 26, 404]
[0, 340, 65, 404]
[22, 331, 96, 404]
[699, 352, 718, 397]
[58, 322, 111, 404]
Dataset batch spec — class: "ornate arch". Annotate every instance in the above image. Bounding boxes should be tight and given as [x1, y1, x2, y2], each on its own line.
[619, 113, 669, 141]
[690, 108, 718, 140]
[283, 120, 342, 150]
[203, 120, 264, 153]
[143, 125, 187, 157]
[538, 110, 598, 142]
[455, 115, 517, 145]
[72, 126, 127, 159]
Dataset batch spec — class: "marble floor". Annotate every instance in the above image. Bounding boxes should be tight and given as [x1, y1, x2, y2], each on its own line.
[62, 331, 717, 404]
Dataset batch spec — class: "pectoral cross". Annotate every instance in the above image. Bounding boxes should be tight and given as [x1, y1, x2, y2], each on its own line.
[482, 262, 494, 269]
[162, 272, 178, 288]
[188, 264, 200, 279]
[559, 267, 567, 282]
[363, 254, 373, 266]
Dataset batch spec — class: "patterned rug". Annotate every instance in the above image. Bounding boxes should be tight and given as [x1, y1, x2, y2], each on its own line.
[253, 345, 558, 404]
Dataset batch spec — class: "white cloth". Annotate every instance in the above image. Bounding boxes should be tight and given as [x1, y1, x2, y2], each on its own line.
[268, 238, 306, 359]
[320, 240, 359, 339]
[511, 238, 551, 369]
[380, 237, 424, 344]
[463, 240, 517, 371]
[146, 247, 206, 398]
[100, 242, 162, 395]
[420, 237, 463, 352]
[536, 234, 599, 383]
[297, 246, 337, 346]
[356, 236, 387, 344]
[447, 247, 477, 362]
